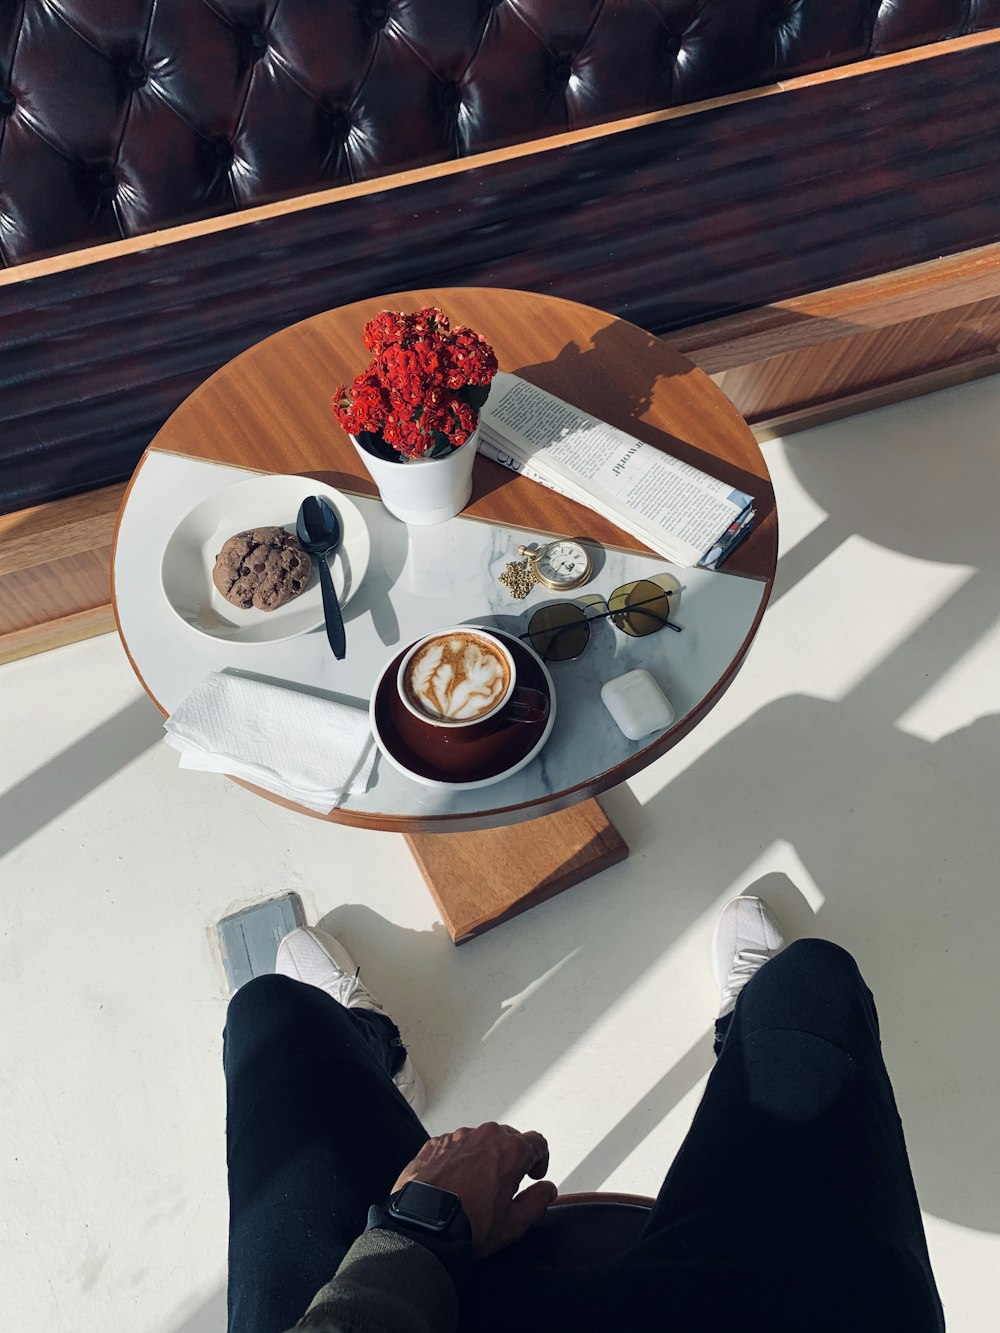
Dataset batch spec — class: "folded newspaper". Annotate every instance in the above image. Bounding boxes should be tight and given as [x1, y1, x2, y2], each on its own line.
[478, 372, 755, 569]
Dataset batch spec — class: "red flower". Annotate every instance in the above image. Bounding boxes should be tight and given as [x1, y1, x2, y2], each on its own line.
[332, 307, 497, 456]
[362, 311, 410, 357]
[414, 338, 443, 379]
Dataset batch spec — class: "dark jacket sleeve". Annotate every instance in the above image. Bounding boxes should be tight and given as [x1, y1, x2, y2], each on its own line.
[284, 1228, 460, 1333]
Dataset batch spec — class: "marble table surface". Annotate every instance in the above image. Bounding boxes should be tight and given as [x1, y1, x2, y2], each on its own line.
[115, 453, 767, 822]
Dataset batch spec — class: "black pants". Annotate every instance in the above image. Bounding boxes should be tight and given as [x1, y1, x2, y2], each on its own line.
[224, 940, 944, 1332]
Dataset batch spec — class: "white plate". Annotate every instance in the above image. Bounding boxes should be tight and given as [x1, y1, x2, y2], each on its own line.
[369, 632, 557, 791]
[160, 475, 371, 644]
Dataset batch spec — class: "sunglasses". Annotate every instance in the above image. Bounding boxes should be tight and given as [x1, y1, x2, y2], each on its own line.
[519, 578, 681, 663]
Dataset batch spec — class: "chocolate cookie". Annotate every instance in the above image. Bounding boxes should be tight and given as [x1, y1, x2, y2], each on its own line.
[212, 527, 312, 611]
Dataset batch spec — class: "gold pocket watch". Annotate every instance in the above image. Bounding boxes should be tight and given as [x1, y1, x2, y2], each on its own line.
[498, 539, 593, 599]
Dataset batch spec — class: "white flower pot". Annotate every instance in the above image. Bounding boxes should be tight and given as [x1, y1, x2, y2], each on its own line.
[350, 429, 479, 525]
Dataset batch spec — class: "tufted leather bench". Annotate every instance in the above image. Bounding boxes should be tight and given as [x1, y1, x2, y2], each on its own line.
[4, 0, 994, 270]
[2, 3, 1000, 656]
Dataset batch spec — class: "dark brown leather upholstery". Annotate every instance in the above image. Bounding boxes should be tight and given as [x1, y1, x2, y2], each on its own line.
[522, 1197, 653, 1266]
[1, 0, 997, 267]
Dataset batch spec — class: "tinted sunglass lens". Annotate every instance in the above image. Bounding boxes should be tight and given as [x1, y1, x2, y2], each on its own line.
[526, 603, 591, 661]
[609, 580, 670, 637]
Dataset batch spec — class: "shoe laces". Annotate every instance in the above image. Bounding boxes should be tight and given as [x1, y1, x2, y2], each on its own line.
[720, 947, 770, 1010]
[335, 966, 385, 1015]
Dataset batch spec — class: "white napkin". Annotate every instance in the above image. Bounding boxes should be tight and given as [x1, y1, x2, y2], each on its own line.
[163, 672, 376, 813]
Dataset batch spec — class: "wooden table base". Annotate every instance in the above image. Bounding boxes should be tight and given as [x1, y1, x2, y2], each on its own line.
[405, 799, 628, 944]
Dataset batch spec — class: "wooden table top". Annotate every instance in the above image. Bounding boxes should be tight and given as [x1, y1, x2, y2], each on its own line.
[114, 287, 777, 832]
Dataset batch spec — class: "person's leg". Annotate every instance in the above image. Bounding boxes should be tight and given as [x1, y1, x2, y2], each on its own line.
[624, 935, 944, 1329]
[468, 912, 943, 1331]
[224, 972, 428, 1333]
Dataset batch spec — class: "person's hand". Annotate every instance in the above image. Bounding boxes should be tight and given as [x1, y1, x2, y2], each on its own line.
[392, 1122, 558, 1257]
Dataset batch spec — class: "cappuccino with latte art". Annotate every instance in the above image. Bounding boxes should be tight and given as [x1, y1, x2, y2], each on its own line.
[403, 631, 512, 723]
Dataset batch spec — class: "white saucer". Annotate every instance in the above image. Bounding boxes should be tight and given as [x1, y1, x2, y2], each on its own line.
[369, 632, 557, 791]
[160, 475, 371, 644]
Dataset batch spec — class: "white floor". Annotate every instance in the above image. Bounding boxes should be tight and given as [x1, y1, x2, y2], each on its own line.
[3, 375, 999, 1333]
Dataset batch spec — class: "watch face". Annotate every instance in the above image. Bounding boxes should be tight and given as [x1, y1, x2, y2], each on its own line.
[391, 1181, 460, 1231]
[537, 540, 592, 588]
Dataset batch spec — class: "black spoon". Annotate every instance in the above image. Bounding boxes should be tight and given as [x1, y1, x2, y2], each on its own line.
[296, 496, 346, 660]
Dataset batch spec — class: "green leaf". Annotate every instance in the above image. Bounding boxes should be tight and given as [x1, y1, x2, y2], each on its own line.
[461, 383, 491, 414]
[424, 433, 456, 460]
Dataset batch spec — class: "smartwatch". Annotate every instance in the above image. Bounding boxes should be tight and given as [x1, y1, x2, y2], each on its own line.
[387, 1181, 464, 1234]
[367, 1182, 473, 1279]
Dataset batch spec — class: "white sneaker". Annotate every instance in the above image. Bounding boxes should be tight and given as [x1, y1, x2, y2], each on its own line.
[712, 896, 787, 1020]
[276, 926, 426, 1116]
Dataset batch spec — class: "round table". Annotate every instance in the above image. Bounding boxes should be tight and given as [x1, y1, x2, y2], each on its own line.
[114, 288, 776, 939]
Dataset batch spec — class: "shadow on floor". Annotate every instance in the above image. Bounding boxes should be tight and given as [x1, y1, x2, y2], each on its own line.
[0, 694, 164, 860]
[167, 1285, 227, 1333]
[557, 1028, 716, 1196]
